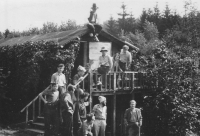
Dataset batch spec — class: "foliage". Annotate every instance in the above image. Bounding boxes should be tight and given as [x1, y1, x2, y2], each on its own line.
[130, 42, 200, 135]
[0, 40, 80, 125]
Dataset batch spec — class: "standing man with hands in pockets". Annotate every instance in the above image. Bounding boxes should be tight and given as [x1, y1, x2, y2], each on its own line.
[124, 100, 142, 136]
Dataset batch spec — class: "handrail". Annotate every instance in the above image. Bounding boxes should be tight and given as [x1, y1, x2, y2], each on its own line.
[20, 85, 50, 113]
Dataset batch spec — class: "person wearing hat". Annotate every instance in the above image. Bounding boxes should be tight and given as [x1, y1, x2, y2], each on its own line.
[119, 45, 132, 71]
[97, 47, 113, 86]
[92, 96, 107, 136]
[124, 100, 142, 136]
[73, 65, 86, 100]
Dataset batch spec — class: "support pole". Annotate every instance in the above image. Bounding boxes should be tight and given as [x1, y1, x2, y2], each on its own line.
[113, 93, 116, 136]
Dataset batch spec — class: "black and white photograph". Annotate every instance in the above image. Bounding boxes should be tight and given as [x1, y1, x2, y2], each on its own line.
[0, 0, 200, 136]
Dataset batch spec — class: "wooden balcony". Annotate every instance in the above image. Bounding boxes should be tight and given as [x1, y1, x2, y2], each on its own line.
[79, 71, 149, 96]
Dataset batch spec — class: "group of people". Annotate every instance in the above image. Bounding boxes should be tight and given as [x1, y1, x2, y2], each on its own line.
[39, 64, 107, 136]
[96, 45, 133, 86]
[38, 44, 142, 136]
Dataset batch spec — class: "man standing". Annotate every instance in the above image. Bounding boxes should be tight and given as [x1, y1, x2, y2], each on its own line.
[92, 96, 107, 136]
[60, 85, 75, 136]
[39, 83, 60, 136]
[124, 100, 142, 136]
[51, 64, 66, 95]
[119, 45, 132, 71]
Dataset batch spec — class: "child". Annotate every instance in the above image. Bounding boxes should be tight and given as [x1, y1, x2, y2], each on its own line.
[39, 83, 60, 136]
[51, 64, 66, 95]
[73, 65, 86, 101]
[78, 113, 95, 136]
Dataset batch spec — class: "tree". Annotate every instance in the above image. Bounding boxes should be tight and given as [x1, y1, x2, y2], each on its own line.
[0, 32, 3, 39]
[104, 16, 119, 37]
[4, 29, 10, 38]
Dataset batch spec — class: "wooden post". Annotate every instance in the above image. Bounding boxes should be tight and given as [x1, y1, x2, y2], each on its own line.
[113, 73, 116, 90]
[26, 108, 28, 124]
[105, 74, 107, 91]
[89, 73, 93, 112]
[113, 94, 116, 136]
[39, 97, 41, 117]
[33, 101, 35, 122]
[109, 73, 111, 91]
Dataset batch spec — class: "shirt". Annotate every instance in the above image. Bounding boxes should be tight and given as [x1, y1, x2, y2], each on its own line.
[99, 55, 112, 67]
[82, 121, 93, 135]
[51, 72, 66, 86]
[119, 51, 132, 64]
[43, 87, 59, 103]
[124, 108, 142, 124]
[92, 104, 107, 120]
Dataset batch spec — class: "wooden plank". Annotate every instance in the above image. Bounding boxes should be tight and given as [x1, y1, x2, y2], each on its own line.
[39, 97, 41, 117]
[113, 73, 116, 90]
[105, 74, 107, 91]
[33, 101, 35, 122]
[89, 73, 93, 111]
[26, 108, 28, 124]
[109, 73, 111, 91]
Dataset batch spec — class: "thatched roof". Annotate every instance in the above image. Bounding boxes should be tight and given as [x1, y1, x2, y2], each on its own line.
[0, 26, 139, 50]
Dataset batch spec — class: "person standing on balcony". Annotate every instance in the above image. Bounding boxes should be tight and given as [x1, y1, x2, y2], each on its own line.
[119, 45, 132, 71]
[60, 85, 76, 136]
[97, 47, 113, 87]
[92, 96, 107, 136]
[124, 100, 142, 136]
[39, 83, 60, 136]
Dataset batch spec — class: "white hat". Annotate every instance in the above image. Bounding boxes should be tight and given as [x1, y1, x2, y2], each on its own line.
[98, 96, 106, 103]
[100, 47, 108, 52]
[77, 65, 86, 72]
[123, 45, 129, 50]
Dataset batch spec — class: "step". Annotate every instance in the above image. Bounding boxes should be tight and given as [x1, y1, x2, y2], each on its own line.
[31, 122, 45, 129]
[36, 116, 44, 123]
[26, 128, 44, 134]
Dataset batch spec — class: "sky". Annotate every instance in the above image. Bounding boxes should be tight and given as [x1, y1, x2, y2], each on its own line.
[0, 0, 200, 32]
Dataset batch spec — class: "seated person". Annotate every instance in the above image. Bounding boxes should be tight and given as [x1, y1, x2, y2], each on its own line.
[78, 113, 95, 136]
[96, 47, 113, 86]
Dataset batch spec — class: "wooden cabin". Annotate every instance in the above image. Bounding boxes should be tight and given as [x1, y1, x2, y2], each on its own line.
[1, 25, 151, 135]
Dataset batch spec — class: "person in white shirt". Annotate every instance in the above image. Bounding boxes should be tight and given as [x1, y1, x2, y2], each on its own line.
[51, 64, 66, 95]
[97, 47, 113, 86]
[92, 96, 107, 136]
[119, 45, 132, 71]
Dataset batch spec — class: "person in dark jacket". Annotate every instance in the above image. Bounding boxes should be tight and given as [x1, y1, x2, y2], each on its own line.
[124, 100, 142, 136]
[60, 85, 76, 136]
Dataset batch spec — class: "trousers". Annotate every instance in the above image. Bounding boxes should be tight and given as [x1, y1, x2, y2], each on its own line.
[61, 111, 73, 136]
[126, 123, 139, 136]
[93, 120, 106, 136]
[44, 103, 60, 136]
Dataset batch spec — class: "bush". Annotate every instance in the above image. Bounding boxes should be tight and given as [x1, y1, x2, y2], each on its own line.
[0, 40, 80, 125]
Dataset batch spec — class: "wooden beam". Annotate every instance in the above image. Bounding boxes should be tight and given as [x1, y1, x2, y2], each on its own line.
[113, 94, 116, 136]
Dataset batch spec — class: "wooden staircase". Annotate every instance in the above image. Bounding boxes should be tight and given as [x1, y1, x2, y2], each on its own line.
[20, 71, 148, 136]
[26, 116, 45, 135]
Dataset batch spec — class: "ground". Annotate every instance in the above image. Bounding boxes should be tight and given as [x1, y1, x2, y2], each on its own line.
[0, 127, 43, 136]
